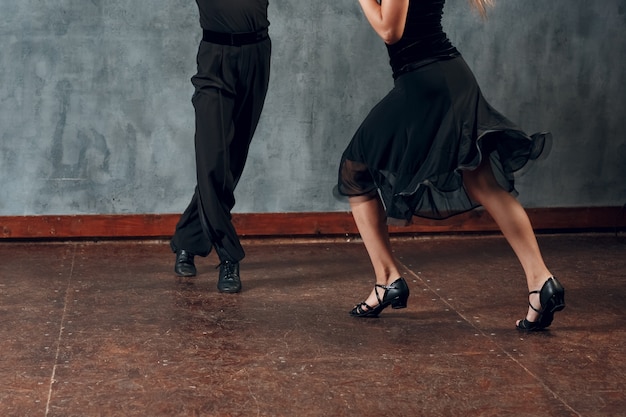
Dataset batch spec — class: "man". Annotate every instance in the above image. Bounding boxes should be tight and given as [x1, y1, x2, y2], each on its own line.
[170, 0, 271, 293]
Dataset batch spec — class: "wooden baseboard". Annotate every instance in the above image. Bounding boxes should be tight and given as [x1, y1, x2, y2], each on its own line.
[1, 207, 624, 240]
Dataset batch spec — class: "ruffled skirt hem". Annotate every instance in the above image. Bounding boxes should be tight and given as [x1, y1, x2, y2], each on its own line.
[337, 56, 551, 224]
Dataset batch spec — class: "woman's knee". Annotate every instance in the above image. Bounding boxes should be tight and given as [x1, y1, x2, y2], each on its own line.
[463, 163, 499, 203]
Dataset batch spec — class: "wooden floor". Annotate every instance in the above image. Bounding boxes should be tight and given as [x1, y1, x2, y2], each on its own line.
[1, 233, 624, 416]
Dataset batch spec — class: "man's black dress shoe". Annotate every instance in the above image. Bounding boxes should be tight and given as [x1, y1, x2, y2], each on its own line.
[174, 250, 196, 277]
[217, 260, 241, 293]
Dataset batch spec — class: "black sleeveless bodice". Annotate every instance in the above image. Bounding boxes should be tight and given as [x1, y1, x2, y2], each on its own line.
[386, 0, 458, 78]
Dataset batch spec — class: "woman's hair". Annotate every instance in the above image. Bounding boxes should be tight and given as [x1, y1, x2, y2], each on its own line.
[469, 0, 494, 17]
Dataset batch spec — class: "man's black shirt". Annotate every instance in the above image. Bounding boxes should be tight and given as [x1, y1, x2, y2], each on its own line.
[196, 0, 269, 33]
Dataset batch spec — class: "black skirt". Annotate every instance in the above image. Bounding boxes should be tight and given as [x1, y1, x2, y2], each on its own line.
[337, 55, 550, 224]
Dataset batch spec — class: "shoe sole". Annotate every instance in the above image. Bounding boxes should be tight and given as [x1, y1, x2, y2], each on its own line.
[217, 286, 241, 293]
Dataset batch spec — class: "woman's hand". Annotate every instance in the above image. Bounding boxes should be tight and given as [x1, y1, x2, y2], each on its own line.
[358, 0, 409, 44]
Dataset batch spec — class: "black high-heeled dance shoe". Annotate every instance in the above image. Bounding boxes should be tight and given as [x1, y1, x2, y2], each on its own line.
[516, 276, 565, 331]
[350, 277, 410, 318]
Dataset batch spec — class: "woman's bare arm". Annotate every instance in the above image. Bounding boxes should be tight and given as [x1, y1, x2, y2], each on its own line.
[358, 0, 409, 44]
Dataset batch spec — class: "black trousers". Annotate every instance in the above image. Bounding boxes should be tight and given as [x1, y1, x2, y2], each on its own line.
[171, 36, 271, 262]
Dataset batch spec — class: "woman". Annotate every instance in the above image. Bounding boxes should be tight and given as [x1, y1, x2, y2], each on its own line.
[337, 0, 565, 331]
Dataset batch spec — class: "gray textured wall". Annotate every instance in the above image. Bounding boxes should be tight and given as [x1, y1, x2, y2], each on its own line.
[1, 0, 625, 216]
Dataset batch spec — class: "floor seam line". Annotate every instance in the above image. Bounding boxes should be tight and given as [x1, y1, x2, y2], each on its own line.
[398, 258, 583, 417]
[45, 243, 77, 417]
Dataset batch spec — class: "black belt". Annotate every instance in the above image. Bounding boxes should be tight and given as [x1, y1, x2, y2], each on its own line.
[202, 28, 269, 46]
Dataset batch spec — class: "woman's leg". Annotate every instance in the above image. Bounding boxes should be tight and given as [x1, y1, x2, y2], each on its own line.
[349, 194, 403, 309]
[462, 161, 553, 324]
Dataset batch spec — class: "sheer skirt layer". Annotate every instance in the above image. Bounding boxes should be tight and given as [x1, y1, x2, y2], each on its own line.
[337, 56, 550, 224]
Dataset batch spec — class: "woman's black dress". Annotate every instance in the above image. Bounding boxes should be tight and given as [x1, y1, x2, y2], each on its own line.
[337, 0, 549, 224]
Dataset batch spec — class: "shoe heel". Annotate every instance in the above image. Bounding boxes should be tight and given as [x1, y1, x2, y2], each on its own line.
[541, 277, 565, 313]
[550, 290, 565, 313]
[391, 295, 408, 309]
[387, 278, 409, 309]
[549, 296, 565, 313]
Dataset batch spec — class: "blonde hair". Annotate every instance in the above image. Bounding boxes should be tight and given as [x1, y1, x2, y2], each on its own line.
[469, 0, 494, 18]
